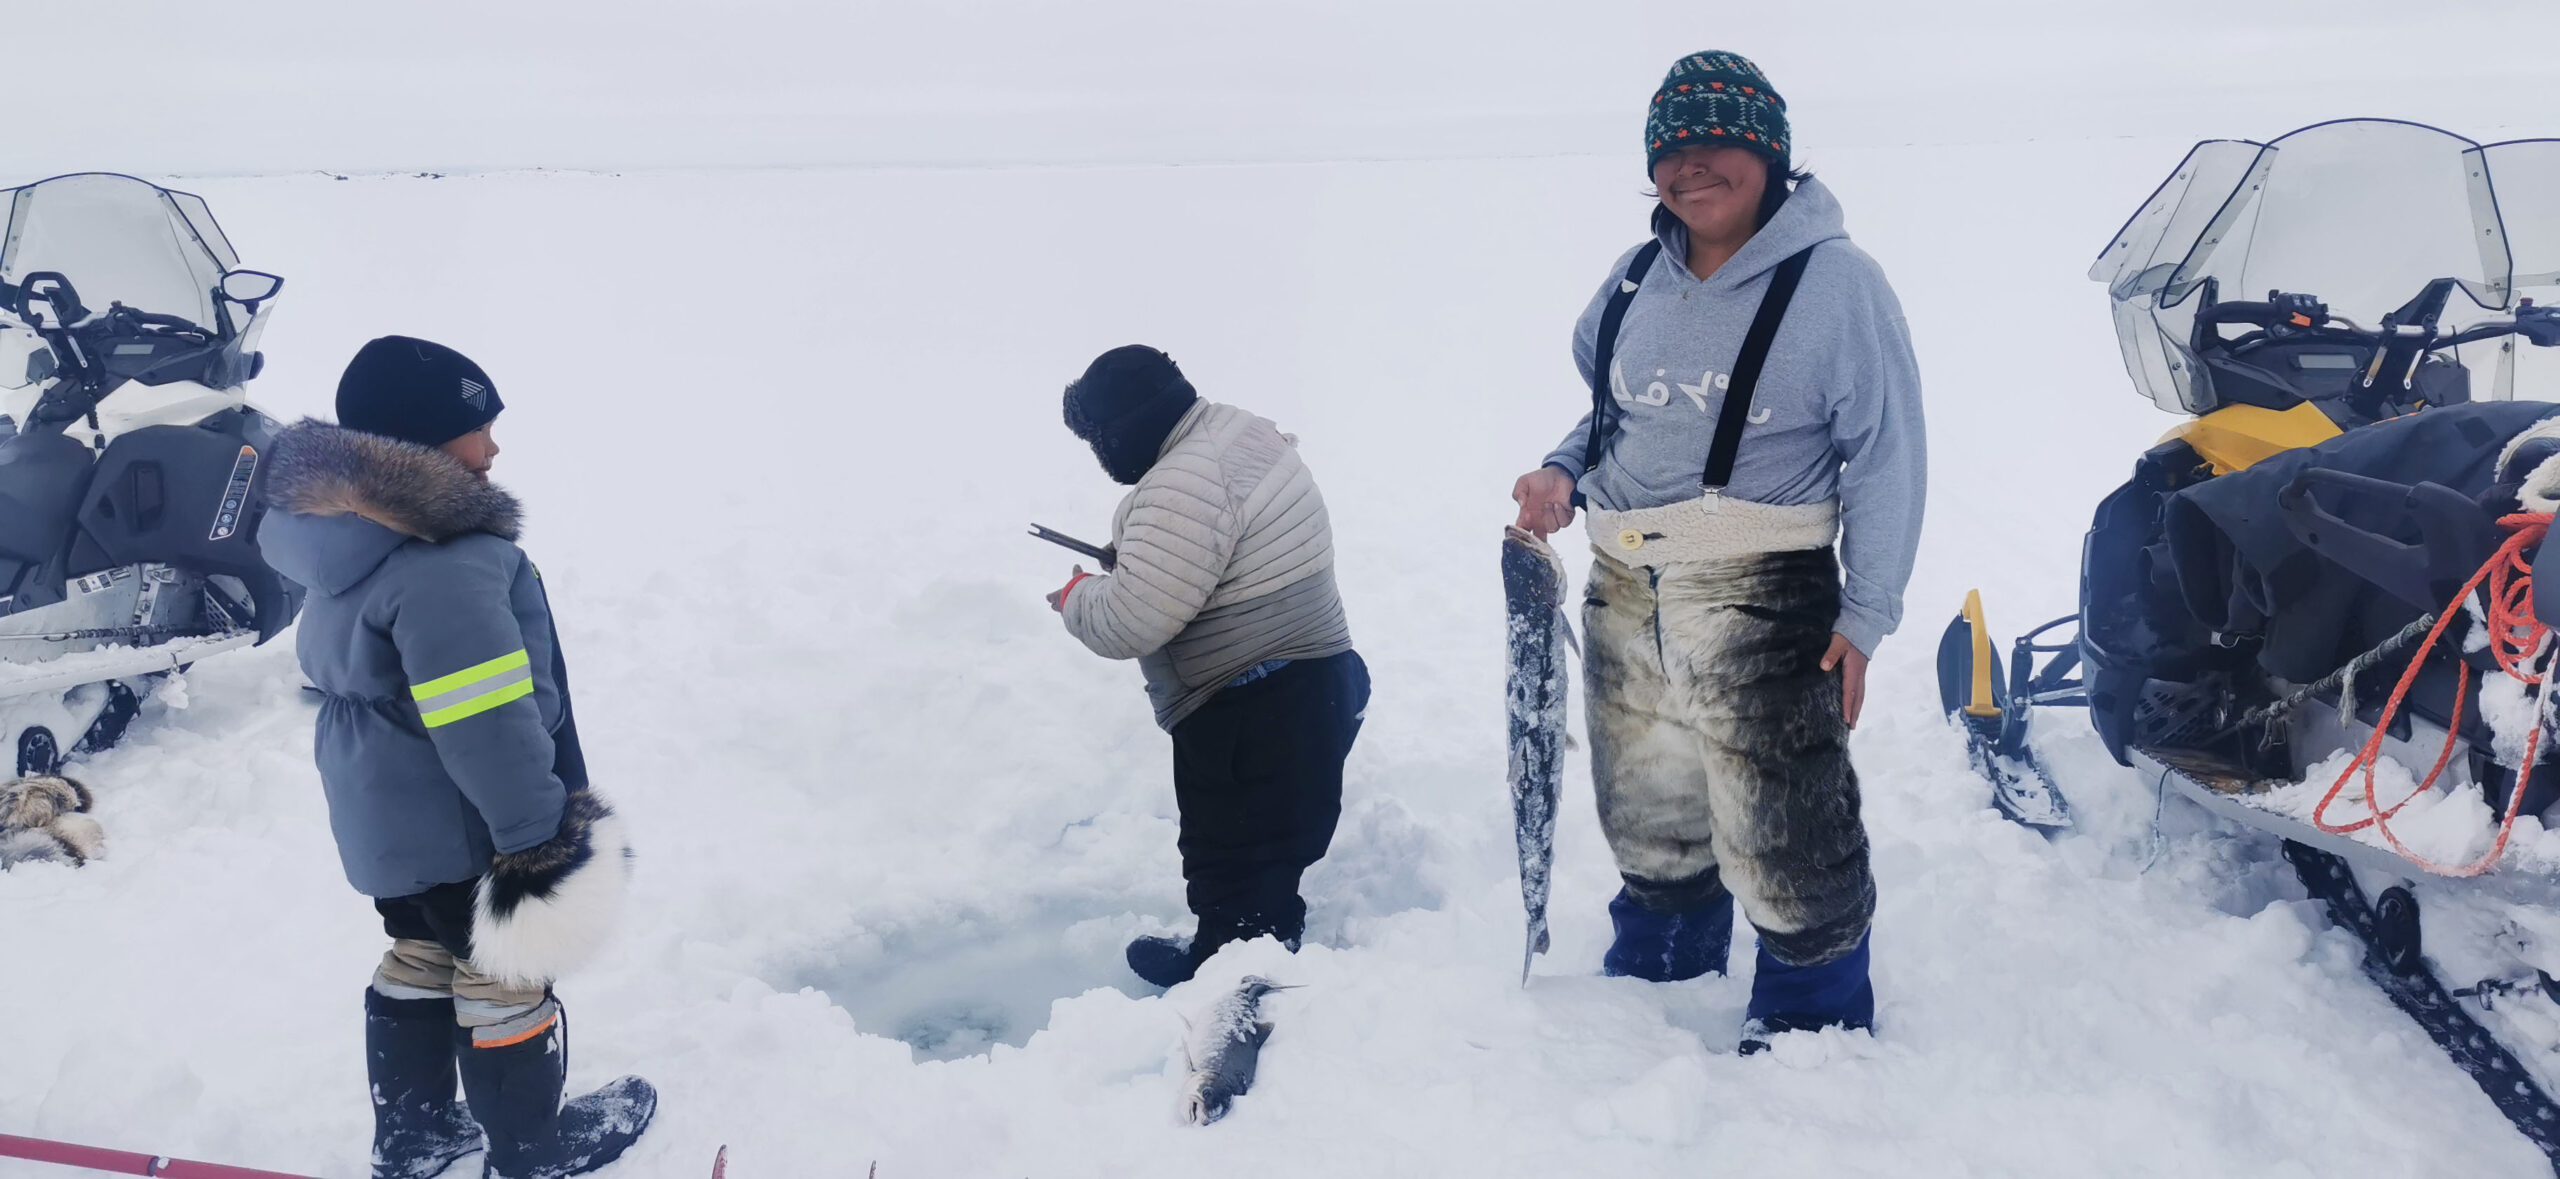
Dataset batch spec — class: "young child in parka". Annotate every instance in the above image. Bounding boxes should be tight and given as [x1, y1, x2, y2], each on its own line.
[257, 337, 655, 1179]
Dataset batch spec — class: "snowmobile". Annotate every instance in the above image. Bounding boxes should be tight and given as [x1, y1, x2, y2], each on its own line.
[0, 173, 301, 779]
[1939, 119, 2560, 1167]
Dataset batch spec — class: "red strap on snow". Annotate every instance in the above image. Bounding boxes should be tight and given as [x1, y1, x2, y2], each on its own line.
[0, 1133, 317, 1178]
[2312, 512, 2554, 877]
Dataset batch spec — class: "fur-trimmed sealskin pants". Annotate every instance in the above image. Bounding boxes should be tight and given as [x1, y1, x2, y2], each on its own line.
[1582, 547, 1875, 969]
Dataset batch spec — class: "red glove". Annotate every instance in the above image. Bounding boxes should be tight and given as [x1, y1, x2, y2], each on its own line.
[1047, 565, 1094, 612]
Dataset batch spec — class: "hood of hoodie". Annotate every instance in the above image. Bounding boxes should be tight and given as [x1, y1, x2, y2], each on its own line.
[256, 419, 523, 596]
[1650, 174, 1850, 291]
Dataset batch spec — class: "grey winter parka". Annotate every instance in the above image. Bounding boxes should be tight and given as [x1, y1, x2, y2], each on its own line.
[257, 421, 587, 898]
[1060, 401, 1354, 729]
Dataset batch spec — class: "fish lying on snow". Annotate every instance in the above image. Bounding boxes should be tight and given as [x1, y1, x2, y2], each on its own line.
[1179, 976, 1295, 1125]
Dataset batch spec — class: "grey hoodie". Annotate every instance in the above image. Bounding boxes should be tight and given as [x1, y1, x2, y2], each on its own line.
[1541, 177, 1927, 655]
[258, 422, 583, 898]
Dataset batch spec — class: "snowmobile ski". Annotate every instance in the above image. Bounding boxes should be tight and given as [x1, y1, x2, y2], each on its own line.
[2282, 840, 2560, 1173]
[1503, 526, 1572, 984]
[1935, 592, 2074, 833]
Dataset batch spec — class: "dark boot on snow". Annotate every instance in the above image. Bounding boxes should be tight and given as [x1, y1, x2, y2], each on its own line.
[1601, 886, 1733, 982]
[1126, 935, 1201, 988]
[1739, 932, 1874, 1055]
[365, 988, 484, 1179]
[1127, 905, 1307, 989]
[452, 999, 657, 1179]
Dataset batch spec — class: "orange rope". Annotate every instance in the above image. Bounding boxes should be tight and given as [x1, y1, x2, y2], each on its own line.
[2310, 513, 2554, 877]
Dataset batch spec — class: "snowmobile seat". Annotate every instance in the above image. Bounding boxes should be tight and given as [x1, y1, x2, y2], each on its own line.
[2163, 401, 2560, 686]
[0, 429, 97, 567]
[2273, 469, 2502, 616]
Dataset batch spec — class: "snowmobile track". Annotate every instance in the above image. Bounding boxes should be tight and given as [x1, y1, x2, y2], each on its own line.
[2283, 840, 2560, 1173]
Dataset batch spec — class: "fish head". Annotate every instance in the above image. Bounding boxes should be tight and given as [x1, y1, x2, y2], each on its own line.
[1181, 1077, 1230, 1126]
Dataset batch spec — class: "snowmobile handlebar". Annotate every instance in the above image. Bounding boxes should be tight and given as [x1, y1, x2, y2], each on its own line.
[2439, 302, 2560, 350]
[2199, 291, 2331, 330]
[14, 286, 227, 426]
[100, 305, 215, 342]
[7, 271, 91, 327]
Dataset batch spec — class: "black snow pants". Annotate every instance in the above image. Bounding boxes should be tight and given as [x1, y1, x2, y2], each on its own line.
[1169, 649, 1370, 957]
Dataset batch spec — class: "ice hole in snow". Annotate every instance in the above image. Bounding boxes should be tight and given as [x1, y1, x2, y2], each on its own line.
[793, 909, 1145, 1062]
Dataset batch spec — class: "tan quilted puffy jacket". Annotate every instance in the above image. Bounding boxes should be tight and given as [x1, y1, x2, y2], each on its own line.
[1062, 401, 1354, 728]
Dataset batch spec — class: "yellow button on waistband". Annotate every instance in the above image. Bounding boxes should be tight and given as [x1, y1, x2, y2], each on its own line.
[1618, 529, 1645, 551]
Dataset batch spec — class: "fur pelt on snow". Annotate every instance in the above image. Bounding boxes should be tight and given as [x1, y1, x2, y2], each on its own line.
[265, 419, 522, 543]
[469, 790, 633, 987]
[0, 775, 104, 869]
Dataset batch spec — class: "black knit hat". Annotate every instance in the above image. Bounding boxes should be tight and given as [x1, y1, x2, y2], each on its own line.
[1064, 345, 1199, 485]
[336, 335, 505, 448]
[1646, 51, 1790, 174]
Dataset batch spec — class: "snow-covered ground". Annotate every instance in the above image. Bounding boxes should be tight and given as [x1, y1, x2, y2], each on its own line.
[11, 5, 2560, 1177]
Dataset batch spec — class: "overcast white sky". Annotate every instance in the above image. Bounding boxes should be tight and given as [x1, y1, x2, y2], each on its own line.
[15, 0, 2559, 177]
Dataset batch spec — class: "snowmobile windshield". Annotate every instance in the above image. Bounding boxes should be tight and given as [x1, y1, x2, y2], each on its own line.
[0, 174, 238, 338]
[2090, 120, 2522, 414]
[2482, 138, 2560, 400]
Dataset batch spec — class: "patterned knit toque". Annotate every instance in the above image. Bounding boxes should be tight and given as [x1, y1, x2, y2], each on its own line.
[1645, 51, 1789, 174]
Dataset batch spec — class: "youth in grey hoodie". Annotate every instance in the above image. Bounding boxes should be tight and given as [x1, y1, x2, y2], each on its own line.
[1541, 176, 1926, 656]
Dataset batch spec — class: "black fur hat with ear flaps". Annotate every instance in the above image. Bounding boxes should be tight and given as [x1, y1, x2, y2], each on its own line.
[1064, 345, 1199, 485]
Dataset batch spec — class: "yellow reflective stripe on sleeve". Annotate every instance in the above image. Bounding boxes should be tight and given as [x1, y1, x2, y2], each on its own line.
[421, 678, 536, 729]
[411, 648, 536, 729]
[411, 649, 530, 700]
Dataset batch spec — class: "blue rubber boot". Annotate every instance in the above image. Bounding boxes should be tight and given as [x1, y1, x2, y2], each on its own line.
[1600, 886, 1734, 982]
[1739, 932, 1874, 1055]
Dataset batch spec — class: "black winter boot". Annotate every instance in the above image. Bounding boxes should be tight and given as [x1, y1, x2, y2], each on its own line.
[1125, 935, 1199, 987]
[1126, 901, 1309, 989]
[365, 988, 485, 1179]
[452, 1000, 657, 1179]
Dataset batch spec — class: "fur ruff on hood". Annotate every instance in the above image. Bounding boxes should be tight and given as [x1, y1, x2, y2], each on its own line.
[265, 419, 522, 542]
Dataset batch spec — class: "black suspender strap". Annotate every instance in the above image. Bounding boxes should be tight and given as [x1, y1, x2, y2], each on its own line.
[1701, 244, 1818, 491]
[1573, 239, 1663, 508]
